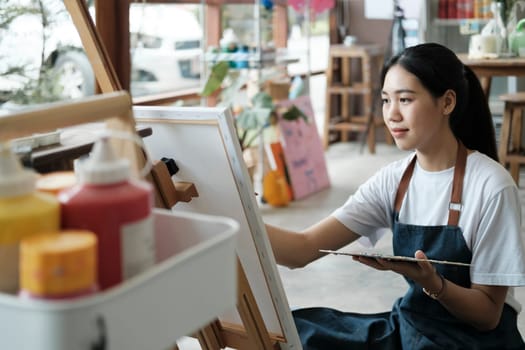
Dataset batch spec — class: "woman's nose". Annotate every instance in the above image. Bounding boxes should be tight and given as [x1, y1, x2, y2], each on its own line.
[383, 103, 401, 121]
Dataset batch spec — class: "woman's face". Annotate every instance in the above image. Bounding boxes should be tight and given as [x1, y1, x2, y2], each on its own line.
[381, 64, 451, 152]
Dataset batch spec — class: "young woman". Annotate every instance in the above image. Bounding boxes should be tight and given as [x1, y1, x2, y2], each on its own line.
[266, 43, 525, 349]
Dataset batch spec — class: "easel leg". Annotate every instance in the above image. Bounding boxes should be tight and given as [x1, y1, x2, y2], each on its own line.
[196, 257, 279, 350]
[234, 258, 276, 350]
[195, 320, 224, 350]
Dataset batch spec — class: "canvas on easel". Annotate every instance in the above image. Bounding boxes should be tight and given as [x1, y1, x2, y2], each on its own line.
[61, 1, 302, 347]
[134, 106, 302, 350]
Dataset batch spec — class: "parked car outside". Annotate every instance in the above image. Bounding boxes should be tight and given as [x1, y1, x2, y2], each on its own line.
[129, 4, 202, 96]
[0, 1, 202, 106]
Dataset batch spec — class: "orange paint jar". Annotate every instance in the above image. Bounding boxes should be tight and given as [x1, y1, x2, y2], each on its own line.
[19, 231, 98, 299]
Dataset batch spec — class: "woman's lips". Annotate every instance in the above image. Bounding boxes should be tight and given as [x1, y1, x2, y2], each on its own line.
[390, 127, 408, 138]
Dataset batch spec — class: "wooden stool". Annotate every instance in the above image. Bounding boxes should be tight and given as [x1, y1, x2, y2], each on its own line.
[499, 92, 525, 186]
[324, 44, 392, 153]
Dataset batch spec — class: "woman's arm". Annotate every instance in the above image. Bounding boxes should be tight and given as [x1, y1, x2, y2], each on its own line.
[354, 250, 508, 331]
[422, 271, 508, 331]
[266, 216, 361, 269]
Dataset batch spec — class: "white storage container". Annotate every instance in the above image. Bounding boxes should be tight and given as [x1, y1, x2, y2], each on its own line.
[0, 208, 239, 350]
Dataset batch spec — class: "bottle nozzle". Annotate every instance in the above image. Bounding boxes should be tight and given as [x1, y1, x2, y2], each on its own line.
[0, 143, 36, 197]
[75, 137, 130, 185]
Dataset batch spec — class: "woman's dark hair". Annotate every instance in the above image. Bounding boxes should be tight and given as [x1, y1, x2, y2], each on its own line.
[380, 42, 498, 161]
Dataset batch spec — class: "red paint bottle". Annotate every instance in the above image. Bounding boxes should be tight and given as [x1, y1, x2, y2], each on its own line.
[59, 137, 155, 290]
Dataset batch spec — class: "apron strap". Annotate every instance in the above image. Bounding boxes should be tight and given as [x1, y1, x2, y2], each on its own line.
[448, 142, 467, 226]
[393, 141, 467, 226]
[394, 156, 416, 214]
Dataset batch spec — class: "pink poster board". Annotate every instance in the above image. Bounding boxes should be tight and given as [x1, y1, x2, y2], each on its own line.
[275, 95, 331, 199]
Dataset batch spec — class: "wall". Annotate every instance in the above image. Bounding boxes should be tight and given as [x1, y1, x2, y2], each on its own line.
[348, 0, 392, 47]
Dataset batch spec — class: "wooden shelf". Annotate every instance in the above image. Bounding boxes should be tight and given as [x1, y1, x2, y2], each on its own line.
[433, 18, 490, 26]
[327, 84, 372, 95]
[323, 44, 391, 153]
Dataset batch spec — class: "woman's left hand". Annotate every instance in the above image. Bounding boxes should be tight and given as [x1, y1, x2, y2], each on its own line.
[354, 250, 509, 330]
[352, 250, 436, 284]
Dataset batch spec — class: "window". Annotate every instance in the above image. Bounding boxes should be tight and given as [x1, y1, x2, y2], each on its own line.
[0, 1, 205, 110]
[287, 7, 330, 76]
[129, 3, 203, 97]
[0, 0, 92, 111]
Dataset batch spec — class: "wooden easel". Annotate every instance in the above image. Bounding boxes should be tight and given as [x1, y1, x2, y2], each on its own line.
[63, 1, 283, 349]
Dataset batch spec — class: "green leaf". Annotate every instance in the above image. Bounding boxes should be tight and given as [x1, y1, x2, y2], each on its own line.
[218, 72, 248, 106]
[201, 61, 230, 97]
[251, 91, 273, 108]
[281, 105, 309, 122]
[236, 107, 272, 130]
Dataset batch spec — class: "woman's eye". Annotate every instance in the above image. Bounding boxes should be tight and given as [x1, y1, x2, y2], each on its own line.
[381, 98, 389, 105]
[399, 97, 412, 104]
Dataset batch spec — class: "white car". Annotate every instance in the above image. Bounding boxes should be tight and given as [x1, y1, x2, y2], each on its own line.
[129, 4, 202, 96]
[0, 1, 202, 102]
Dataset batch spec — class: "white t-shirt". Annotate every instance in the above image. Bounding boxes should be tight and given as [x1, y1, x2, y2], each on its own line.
[332, 151, 525, 312]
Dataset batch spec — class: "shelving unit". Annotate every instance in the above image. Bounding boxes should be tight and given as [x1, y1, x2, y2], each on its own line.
[323, 43, 391, 153]
[422, 0, 510, 116]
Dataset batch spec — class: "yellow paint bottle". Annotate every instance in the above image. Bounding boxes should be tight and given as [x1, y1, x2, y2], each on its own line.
[0, 145, 60, 294]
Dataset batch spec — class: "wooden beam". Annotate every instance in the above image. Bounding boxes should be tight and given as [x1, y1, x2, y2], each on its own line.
[329, 3, 339, 44]
[273, 3, 288, 49]
[64, 0, 146, 181]
[64, 0, 122, 92]
[95, 0, 131, 91]
[206, 3, 221, 47]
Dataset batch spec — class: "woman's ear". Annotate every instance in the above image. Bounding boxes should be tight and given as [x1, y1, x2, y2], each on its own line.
[442, 89, 457, 115]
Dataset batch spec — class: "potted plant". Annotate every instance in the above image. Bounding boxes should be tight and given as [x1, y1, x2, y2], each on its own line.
[201, 59, 308, 206]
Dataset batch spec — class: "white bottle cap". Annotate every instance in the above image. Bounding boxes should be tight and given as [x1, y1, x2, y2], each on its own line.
[75, 137, 130, 185]
[0, 145, 36, 198]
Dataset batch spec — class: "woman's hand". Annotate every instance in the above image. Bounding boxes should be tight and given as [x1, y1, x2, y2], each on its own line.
[352, 250, 438, 287]
[354, 250, 508, 330]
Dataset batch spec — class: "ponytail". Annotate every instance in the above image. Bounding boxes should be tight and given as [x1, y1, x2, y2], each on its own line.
[450, 66, 498, 161]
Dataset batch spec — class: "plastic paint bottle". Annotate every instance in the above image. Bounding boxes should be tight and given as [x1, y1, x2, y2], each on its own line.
[59, 137, 155, 290]
[36, 171, 77, 196]
[19, 231, 98, 299]
[0, 145, 60, 294]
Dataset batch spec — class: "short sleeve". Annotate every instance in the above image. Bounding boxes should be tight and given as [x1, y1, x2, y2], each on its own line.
[331, 157, 410, 246]
[471, 185, 525, 286]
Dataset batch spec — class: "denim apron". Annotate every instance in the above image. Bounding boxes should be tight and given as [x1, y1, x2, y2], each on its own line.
[293, 143, 525, 349]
